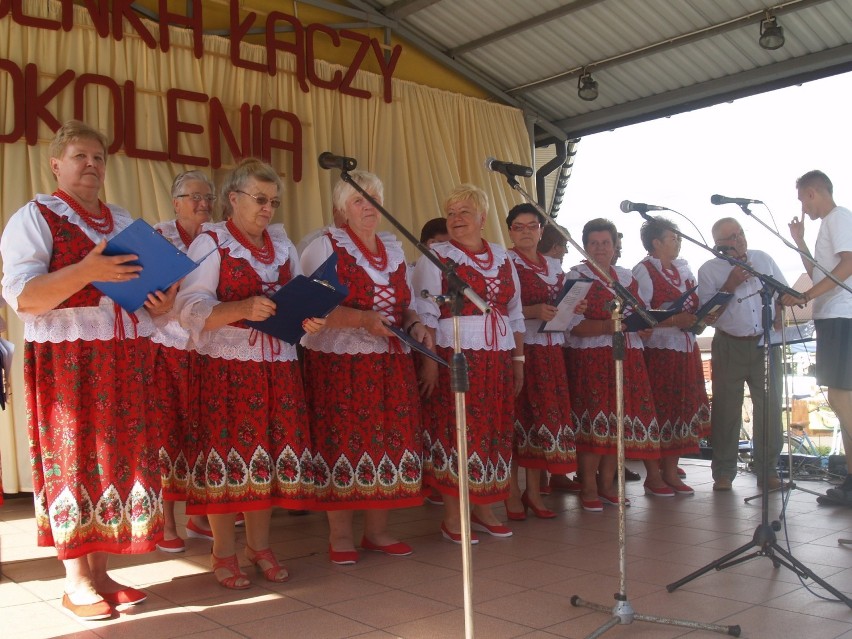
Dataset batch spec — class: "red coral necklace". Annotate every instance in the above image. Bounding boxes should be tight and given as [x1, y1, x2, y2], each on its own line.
[55, 189, 113, 234]
[512, 248, 548, 275]
[344, 225, 388, 271]
[452, 240, 494, 270]
[226, 219, 275, 264]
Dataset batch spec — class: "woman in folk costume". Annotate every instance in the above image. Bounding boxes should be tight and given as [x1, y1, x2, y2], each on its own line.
[175, 158, 318, 589]
[301, 170, 428, 565]
[0, 120, 169, 619]
[414, 184, 525, 542]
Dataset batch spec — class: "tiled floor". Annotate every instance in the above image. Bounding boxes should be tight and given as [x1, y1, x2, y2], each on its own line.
[2, 459, 852, 638]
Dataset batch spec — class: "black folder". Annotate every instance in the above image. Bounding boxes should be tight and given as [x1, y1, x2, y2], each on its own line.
[387, 325, 448, 367]
[92, 219, 203, 313]
[687, 291, 734, 333]
[624, 285, 697, 332]
[246, 253, 349, 345]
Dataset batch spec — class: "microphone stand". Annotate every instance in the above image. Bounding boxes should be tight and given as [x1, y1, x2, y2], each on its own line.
[498, 179, 738, 637]
[657, 206, 852, 609]
[329, 162, 490, 639]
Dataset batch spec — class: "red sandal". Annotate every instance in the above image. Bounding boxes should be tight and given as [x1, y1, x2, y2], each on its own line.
[245, 546, 289, 583]
[211, 553, 251, 590]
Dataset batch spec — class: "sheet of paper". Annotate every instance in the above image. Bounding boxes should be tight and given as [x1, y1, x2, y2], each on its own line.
[540, 280, 593, 333]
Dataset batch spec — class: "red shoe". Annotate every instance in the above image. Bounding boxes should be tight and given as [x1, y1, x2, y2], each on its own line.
[329, 545, 359, 565]
[663, 479, 695, 495]
[156, 537, 186, 553]
[425, 494, 444, 506]
[539, 484, 553, 496]
[360, 536, 413, 556]
[61, 593, 112, 620]
[677, 466, 687, 478]
[186, 519, 214, 541]
[440, 522, 479, 545]
[644, 482, 675, 497]
[550, 475, 582, 493]
[503, 499, 527, 521]
[235, 513, 245, 527]
[580, 498, 603, 512]
[521, 491, 557, 519]
[470, 514, 513, 537]
[598, 492, 631, 507]
[98, 586, 147, 605]
[212, 553, 251, 590]
[246, 545, 289, 582]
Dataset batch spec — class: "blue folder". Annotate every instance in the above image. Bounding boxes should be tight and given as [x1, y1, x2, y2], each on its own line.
[246, 253, 349, 345]
[92, 219, 203, 313]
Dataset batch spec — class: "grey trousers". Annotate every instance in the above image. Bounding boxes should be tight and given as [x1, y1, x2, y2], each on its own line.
[710, 332, 783, 481]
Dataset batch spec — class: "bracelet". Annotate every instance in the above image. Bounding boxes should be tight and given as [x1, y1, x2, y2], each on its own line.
[405, 320, 422, 335]
[512, 355, 525, 362]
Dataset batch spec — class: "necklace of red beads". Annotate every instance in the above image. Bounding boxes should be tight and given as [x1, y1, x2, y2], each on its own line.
[344, 225, 388, 271]
[226, 219, 275, 264]
[452, 239, 494, 270]
[512, 248, 548, 275]
[660, 262, 682, 288]
[55, 189, 114, 234]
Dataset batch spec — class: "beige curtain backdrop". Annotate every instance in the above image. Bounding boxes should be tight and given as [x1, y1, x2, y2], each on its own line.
[0, 0, 533, 494]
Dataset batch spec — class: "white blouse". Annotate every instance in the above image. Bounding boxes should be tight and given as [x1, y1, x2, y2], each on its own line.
[632, 256, 698, 353]
[510, 251, 566, 347]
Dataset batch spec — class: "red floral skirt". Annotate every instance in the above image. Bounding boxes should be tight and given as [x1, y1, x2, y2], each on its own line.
[303, 350, 423, 510]
[152, 345, 195, 501]
[514, 344, 577, 473]
[186, 355, 315, 514]
[564, 345, 660, 459]
[25, 338, 162, 560]
[644, 346, 710, 457]
[422, 348, 514, 504]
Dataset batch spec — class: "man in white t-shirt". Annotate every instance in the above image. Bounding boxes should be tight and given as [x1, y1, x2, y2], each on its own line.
[781, 170, 852, 506]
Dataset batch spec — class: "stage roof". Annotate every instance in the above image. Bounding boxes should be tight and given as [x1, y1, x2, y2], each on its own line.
[129, 1, 852, 144]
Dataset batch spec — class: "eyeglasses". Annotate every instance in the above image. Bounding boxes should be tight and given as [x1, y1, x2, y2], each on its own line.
[717, 231, 746, 243]
[510, 222, 542, 232]
[176, 193, 217, 203]
[236, 190, 281, 209]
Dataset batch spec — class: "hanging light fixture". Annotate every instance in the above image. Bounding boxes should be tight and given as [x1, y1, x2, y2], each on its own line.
[577, 69, 598, 101]
[759, 12, 785, 50]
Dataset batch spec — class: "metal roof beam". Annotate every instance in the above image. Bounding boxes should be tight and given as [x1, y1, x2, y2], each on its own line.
[546, 43, 852, 140]
[383, 0, 443, 20]
[447, 0, 606, 58]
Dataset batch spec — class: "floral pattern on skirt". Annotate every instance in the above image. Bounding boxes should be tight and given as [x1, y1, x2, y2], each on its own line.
[644, 346, 710, 457]
[564, 346, 661, 459]
[152, 345, 194, 501]
[422, 348, 514, 504]
[25, 338, 163, 559]
[186, 355, 315, 514]
[514, 343, 577, 473]
[305, 350, 423, 509]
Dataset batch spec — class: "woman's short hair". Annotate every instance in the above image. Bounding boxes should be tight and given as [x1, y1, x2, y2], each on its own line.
[419, 217, 448, 243]
[639, 216, 679, 253]
[48, 120, 108, 161]
[170, 170, 215, 199]
[538, 223, 568, 253]
[506, 203, 547, 229]
[444, 184, 488, 216]
[332, 170, 384, 212]
[219, 158, 282, 220]
[581, 218, 618, 247]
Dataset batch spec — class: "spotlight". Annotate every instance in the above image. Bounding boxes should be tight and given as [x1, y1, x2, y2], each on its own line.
[577, 70, 598, 102]
[759, 13, 785, 50]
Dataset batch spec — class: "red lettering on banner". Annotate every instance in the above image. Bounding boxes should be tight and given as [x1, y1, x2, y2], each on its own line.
[338, 30, 371, 100]
[73, 73, 124, 154]
[166, 88, 209, 165]
[229, 2, 265, 74]
[0, 1, 9, 19]
[306, 23, 342, 91]
[111, 0, 156, 50]
[209, 99, 251, 169]
[159, 0, 203, 58]
[261, 109, 302, 181]
[12, 0, 59, 29]
[0, 58, 24, 142]
[61, 0, 109, 37]
[372, 40, 401, 104]
[24, 64, 74, 144]
[123, 81, 168, 161]
[265, 12, 307, 91]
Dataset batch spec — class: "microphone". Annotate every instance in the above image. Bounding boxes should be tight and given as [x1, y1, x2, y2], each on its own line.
[710, 194, 763, 206]
[318, 152, 357, 171]
[619, 200, 667, 214]
[714, 245, 736, 255]
[484, 157, 533, 178]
